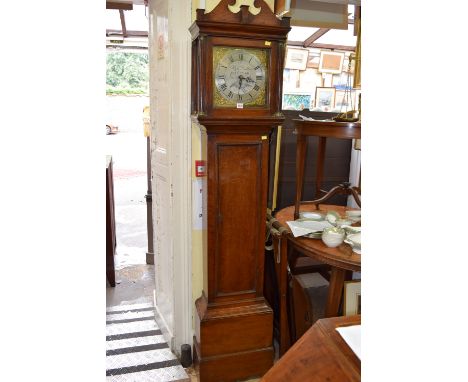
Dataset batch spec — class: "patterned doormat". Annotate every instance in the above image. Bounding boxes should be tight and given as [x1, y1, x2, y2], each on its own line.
[106, 302, 189, 381]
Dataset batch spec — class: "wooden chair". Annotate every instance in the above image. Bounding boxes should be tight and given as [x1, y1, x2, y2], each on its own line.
[267, 214, 331, 356]
[295, 181, 361, 219]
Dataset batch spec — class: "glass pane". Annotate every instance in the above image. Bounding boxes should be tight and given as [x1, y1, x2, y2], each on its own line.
[315, 25, 356, 47]
[287, 26, 319, 43]
[124, 5, 149, 32]
[106, 9, 122, 31]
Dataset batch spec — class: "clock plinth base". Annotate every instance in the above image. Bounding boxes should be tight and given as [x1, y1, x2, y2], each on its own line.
[194, 294, 274, 382]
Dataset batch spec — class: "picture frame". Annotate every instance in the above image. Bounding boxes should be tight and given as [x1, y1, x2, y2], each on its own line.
[318, 50, 345, 74]
[344, 281, 361, 316]
[283, 68, 301, 90]
[285, 47, 309, 71]
[282, 93, 312, 111]
[332, 71, 354, 91]
[335, 90, 356, 110]
[314, 87, 336, 111]
[307, 53, 320, 69]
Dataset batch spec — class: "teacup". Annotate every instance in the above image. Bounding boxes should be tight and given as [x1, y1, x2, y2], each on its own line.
[325, 211, 341, 225]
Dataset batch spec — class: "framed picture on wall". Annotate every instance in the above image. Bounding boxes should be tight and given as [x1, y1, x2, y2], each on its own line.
[283, 68, 301, 90]
[344, 281, 361, 316]
[335, 90, 356, 110]
[307, 53, 321, 68]
[332, 71, 354, 91]
[282, 93, 312, 111]
[318, 50, 345, 74]
[285, 47, 309, 70]
[315, 87, 336, 111]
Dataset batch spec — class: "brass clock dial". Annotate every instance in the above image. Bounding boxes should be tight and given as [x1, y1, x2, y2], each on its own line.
[213, 46, 268, 108]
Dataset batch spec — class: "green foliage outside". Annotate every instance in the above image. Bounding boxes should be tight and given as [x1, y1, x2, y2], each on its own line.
[106, 52, 149, 95]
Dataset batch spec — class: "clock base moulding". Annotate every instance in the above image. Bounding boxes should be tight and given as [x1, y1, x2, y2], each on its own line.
[193, 293, 274, 382]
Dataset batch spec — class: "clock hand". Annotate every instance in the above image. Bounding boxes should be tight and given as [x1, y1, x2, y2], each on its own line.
[238, 75, 245, 90]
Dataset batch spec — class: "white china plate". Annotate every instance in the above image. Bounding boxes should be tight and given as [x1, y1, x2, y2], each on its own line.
[295, 220, 333, 231]
[299, 211, 325, 220]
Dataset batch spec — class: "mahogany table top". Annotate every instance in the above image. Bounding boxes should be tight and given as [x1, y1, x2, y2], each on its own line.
[261, 315, 361, 382]
[293, 119, 361, 139]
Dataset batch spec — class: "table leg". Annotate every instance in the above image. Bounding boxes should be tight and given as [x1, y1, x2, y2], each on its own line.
[315, 137, 327, 198]
[325, 267, 346, 318]
[278, 234, 291, 356]
[294, 134, 307, 219]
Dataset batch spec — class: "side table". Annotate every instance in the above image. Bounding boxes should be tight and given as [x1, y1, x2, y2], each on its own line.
[294, 119, 361, 219]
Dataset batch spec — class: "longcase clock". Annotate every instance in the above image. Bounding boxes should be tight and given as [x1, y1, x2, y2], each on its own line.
[190, 1, 290, 381]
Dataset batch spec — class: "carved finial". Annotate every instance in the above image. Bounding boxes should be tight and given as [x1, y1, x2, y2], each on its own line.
[240, 5, 250, 23]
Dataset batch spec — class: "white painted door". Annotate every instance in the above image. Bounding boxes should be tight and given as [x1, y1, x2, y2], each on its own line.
[149, 0, 192, 355]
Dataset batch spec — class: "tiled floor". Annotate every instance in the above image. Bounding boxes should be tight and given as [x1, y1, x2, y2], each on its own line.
[106, 302, 189, 381]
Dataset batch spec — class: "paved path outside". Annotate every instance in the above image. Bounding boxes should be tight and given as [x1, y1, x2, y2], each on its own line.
[105, 107, 153, 307]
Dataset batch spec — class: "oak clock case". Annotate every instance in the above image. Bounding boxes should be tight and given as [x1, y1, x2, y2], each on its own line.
[213, 46, 268, 108]
[190, 2, 290, 382]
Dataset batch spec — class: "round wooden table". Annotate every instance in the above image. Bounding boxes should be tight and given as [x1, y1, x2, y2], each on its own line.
[275, 204, 361, 318]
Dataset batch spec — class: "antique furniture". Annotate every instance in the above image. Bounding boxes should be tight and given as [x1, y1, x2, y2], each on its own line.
[106, 155, 116, 287]
[190, 2, 290, 381]
[294, 119, 361, 219]
[267, 109, 353, 212]
[270, 197, 361, 355]
[261, 315, 361, 382]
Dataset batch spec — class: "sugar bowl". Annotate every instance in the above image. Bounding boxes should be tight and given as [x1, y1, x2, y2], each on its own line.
[321, 227, 345, 248]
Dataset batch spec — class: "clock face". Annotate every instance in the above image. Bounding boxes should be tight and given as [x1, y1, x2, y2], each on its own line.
[213, 47, 268, 108]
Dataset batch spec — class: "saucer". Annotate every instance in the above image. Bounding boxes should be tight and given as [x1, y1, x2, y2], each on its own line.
[345, 210, 361, 223]
[344, 232, 361, 253]
[305, 231, 323, 239]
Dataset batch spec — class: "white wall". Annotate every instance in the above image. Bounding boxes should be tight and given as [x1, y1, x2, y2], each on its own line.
[149, 0, 193, 354]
